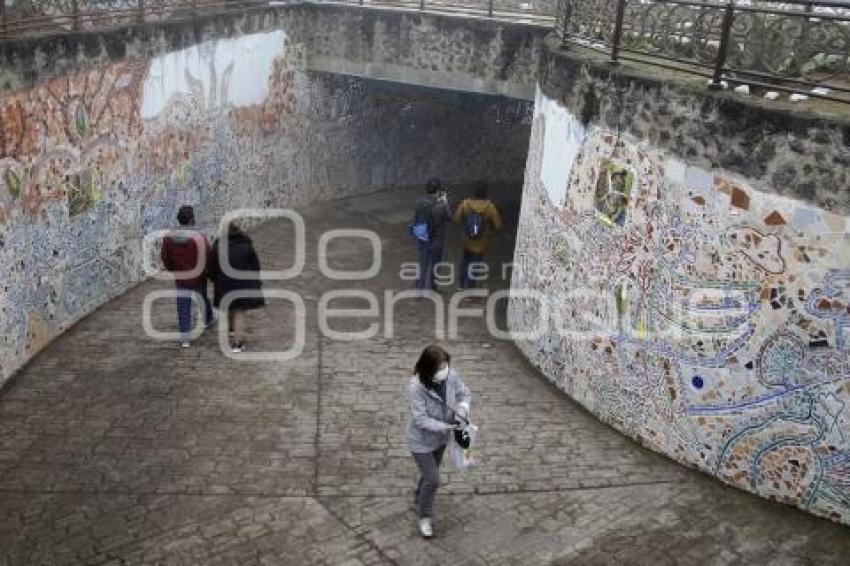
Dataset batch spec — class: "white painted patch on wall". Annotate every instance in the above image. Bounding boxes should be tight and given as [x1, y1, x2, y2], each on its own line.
[533, 85, 544, 118]
[537, 87, 585, 207]
[141, 30, 286, 119]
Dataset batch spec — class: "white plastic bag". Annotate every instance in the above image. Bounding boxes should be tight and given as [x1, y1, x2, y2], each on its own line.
[449, 420, 478, 470]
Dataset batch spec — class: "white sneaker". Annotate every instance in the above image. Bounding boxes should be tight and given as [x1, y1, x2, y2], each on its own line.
[181, 342, 190, 349]
[418, 517, 433, 539]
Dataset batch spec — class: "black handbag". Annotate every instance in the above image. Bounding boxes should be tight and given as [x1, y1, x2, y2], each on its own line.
[454, 426, 471, 449]
[423, 386, 472, 449]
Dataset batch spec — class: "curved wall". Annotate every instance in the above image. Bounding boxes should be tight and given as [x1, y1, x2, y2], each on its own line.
[510, 41, 850, 524]
[0, 18, 533, 384]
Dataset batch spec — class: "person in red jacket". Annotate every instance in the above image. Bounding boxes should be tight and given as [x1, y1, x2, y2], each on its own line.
[160, 205, 214, 348]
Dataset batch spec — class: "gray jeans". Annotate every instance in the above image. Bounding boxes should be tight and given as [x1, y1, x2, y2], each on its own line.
[412, 445, 446, 519]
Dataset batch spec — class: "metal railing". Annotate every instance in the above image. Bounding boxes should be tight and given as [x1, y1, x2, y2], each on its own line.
[557, 0, 850, 103]
[0, 0, 275, 39]
[322, 0, 555, 20]
[0, 0, 553, 41]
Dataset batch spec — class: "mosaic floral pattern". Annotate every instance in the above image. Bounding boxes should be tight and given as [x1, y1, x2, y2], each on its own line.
[0, 27, 533, 383]
[0, 31, 299, 380]
[510, 89, 850, 525]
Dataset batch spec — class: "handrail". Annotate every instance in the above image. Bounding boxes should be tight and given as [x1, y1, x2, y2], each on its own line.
[0, 0, 554, 43]
[556, 0, 850, 104]
[9, 0, 840, 105]
[0, 0, 274, 40]
[315, 0, 554, 22]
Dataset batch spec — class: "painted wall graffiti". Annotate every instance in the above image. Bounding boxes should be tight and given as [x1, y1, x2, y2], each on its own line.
[0, 59, 146, 217]
[140, 31, 287, 120]
[0, 30, 298, 381]
[0, 58, 149, 370]
[0, 26, 533, 383]
[536, 89, 585, 207]
[510, 88, 850, 525]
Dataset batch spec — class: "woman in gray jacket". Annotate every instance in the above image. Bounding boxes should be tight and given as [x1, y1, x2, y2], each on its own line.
[408, 344, 471, 538]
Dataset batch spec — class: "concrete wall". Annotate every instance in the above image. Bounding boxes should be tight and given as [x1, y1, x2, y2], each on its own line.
[0, 22, 532, 383]
[5, 0, 557, 21]
[300, 5, 547, 100]
[509, 40, 850, 524]
[0, 5, 547, 99]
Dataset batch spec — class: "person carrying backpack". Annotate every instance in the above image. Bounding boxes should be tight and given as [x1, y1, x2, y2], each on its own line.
[452, 182, 503, 290]
[160, 205, 214, 348]
[410, 178, 452, 291]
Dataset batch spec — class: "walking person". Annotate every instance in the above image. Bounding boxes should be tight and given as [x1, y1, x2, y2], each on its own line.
[208, 221, 265, 353]
[410, 178, 452, 291]
[452, 182, 503, 290]
[408, 344, 472, 538]
[160, 205, 214, 348]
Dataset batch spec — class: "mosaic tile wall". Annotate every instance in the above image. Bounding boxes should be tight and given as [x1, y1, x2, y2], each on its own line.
[0, 28, 532, 383]
[509, 88, 850, 525]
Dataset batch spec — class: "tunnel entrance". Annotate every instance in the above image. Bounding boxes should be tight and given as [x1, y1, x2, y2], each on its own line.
[0, 43, 533, 382]
[302, 71, 532, 236]
[296, 73, 533, 336]
[211, 74, 537, 351]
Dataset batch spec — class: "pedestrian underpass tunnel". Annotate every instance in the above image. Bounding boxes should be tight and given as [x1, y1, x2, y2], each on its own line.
[2, 2, 850, 563]
[0, 8, 537, 381]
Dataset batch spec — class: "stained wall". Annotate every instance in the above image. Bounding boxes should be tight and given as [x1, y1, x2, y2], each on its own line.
[0, 27, 532, 383]
[509, 45, 850, 524]
[300, 4, 547, 100]
[0, 5, 548, 100]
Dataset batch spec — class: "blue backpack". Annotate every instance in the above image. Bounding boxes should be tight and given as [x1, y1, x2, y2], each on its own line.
[410, 221, 430, 243]
[464, 212, 485, 240]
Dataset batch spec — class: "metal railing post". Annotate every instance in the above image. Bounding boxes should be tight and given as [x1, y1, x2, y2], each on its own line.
[137, 0, 144, 24]
[610, 0, 626, 64]
[560, 0, 573, 48]
[420, 0, 425, 10]
[72, 0, 81, 30]
[1, 0, 7, 41]
[792, 1, 814, 76]
[710, 1, 734, 89]
[488, 0, 493, 17]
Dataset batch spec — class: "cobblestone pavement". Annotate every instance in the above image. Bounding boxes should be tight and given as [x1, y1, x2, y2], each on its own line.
[1, 188, 848, 565]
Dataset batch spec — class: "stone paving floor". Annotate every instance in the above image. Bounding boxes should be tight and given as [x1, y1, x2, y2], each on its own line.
[1, 187, 849, 565]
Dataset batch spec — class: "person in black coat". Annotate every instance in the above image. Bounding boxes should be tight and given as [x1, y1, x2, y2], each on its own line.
[208, 221, 265, 353]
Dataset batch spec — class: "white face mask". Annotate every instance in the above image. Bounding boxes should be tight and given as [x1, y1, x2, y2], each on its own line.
[433, 366, 450, 383]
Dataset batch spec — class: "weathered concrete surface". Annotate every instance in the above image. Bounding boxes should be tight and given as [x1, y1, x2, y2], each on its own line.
[3, 0, 557, 28]
[0, 4, 541, 384]
[0, 5, 547, 99]
[300, 5, 547, 100]
[1, 188, 848, 564]
[0, 33, 531, 384]
[539, 37, 850, 214]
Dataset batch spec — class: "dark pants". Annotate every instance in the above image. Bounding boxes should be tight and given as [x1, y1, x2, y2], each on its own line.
[412, 444, 446, 518]
[176, 281, 213, 340]
[459, 250, 484, 289]
[416, 240, 444, 291]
